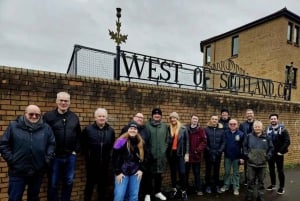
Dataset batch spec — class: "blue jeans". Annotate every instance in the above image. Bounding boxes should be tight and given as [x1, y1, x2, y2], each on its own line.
[114, 174, 141, 201]
[48, 154, 76, 201]
[223, 158, 240, 190]
[8, 175, 43, 201]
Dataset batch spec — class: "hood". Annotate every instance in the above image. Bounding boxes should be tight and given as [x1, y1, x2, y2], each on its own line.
[206, 122, 223, 129]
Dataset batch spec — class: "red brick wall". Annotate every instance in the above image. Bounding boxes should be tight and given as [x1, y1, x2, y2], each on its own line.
[1, 66, 300, 200]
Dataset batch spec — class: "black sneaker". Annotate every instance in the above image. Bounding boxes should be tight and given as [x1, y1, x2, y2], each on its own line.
[170, 189, 178, 199]
[266, 185, 276, 191]
[277, 188, 285, 195]
[205, 186, 212, 194]
[181, 191, 188, 201]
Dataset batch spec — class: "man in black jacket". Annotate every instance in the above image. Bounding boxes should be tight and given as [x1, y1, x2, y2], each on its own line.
[239, 109, 255, 185]
[266, 114, 290, 195]
[0, 105, 56, 201]
[81, 108, 115, 201]
[44, 92, 81, 201]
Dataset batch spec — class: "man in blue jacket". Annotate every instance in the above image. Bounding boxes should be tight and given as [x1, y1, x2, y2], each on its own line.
[220, 119, 244, 196]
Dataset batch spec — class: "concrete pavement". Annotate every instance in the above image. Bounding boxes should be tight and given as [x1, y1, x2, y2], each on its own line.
[167, 167, 300, 201]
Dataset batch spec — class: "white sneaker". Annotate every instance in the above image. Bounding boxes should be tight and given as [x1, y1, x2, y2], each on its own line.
[233, 189, 239, 195]
[144, 194, 151, 201]
[155, 192, 167, 200]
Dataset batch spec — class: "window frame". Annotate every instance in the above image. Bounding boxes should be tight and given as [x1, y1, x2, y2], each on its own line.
[231, 35, 239, 57]
[293, 25, 299, 46]
[205, 45, 211, 65]
[287, 22, 293, 43]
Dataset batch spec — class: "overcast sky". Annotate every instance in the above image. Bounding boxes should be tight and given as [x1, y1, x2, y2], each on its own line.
[1, 0, 300, 73]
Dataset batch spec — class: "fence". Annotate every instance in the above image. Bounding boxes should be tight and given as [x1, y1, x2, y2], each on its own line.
[67, 44, 291, 100]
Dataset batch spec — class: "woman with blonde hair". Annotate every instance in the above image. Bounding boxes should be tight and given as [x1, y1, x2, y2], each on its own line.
[167, 112, 189, 201]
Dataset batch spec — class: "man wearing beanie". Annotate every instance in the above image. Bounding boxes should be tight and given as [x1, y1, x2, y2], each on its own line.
[219, 108, 230, 131]
[167, 112, 189, 201]
[145, 108, 169, 201]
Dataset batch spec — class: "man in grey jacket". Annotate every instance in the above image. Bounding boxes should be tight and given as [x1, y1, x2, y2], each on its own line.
[243, 120, 274, 201]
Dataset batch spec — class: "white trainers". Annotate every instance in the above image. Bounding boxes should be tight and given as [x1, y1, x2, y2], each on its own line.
[233, 189, 239, 195]
[144, 194, 151, 201]
[155, 192, 167, 200]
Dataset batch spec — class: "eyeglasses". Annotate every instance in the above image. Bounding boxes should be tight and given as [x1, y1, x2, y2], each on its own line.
[27, 113, 41, 118]
[135, 116, 144, 119]
[229, 123, 237, 125]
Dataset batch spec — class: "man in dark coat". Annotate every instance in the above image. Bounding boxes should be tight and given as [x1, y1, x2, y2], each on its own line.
[266, 114, 290, 195]
[81, 108, 115, 201]
[0, 105, 55, 201]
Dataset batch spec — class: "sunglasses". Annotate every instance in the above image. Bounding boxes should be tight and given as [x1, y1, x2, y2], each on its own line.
[27, 113, 41, 118]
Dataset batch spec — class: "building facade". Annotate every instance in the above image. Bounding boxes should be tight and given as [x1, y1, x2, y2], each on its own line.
[200, 8, 300, 101]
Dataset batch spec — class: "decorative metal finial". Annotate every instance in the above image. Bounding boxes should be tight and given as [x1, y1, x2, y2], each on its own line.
[109, 7, 128, 46]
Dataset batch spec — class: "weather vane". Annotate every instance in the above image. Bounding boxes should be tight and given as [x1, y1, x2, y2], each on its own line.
[109, 8, 128, 46]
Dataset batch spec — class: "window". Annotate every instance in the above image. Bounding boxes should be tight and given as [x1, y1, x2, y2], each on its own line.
[231, 36, 239, 56]
[287, 22, 293, 42]
[285, 65, 297, 87]
[294, 26, 299, 45]
[205, 45, 211, 64]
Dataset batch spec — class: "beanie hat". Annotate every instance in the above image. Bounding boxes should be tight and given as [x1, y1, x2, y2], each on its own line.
[169, 112, 179, 120]
[127, 121, 139, 128]
[152, 108, 162, 116]
[221, 108, 229, 114]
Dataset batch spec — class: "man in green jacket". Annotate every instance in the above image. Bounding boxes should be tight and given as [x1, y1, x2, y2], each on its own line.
[145, 108, 169, 201]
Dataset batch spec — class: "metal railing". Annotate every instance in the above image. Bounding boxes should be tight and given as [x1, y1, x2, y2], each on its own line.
[67, 44, 291, 101]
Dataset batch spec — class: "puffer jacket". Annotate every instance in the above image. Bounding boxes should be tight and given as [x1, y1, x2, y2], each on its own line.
[186, 125, 207, 163]
[0, 116, 56, 176]
[204, 123, 225, 162]
[43, 109, 81, 157]
[243, 132, 274, 167]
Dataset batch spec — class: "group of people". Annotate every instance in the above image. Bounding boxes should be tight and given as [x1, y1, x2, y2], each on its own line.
[0, 92, 291, 201]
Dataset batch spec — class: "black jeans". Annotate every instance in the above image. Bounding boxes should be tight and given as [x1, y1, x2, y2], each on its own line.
[84, 165, 109, 201]
[185, 162, 202, 191]
[168, 150, 186, 190]
[205, 157, 221, 188]
[268, 154, 285, 188]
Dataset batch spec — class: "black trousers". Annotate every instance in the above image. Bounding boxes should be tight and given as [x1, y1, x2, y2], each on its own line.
[84, 165, 109, 201]
[268, 154, 285, 188]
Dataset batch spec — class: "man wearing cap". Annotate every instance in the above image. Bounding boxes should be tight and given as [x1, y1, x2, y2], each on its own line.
[145, 108, 169, 201]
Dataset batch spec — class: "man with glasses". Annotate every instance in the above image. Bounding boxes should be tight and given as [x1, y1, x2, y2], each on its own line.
[120, 113, 152, 201]
[220, 119, 244, 196]
[44, 92, 81, 201]
[0, 105, 56, 201]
